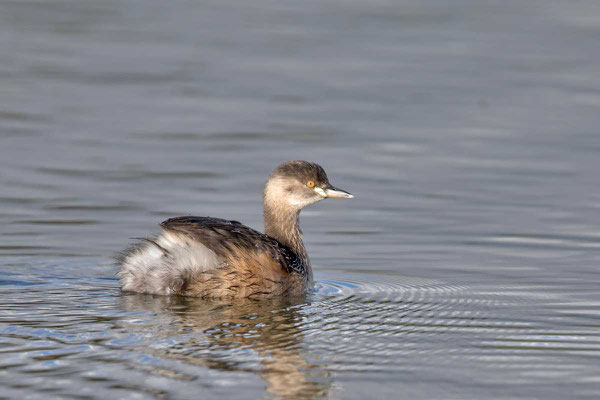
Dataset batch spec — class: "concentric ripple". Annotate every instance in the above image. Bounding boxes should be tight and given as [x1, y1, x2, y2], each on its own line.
[306, 271, 600, 394]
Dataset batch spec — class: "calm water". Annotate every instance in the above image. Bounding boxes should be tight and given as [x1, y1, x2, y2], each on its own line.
[2, 1, 600, 399]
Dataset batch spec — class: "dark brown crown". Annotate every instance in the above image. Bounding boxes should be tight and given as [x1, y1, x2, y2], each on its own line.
[270, 160, 330, 186]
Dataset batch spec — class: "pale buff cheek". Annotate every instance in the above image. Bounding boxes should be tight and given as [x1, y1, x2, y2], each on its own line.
[288, 195, 310, 208]
[264, 177, 323, 209]
[288, 194, 323, 208]
[264, 178, 288, 202]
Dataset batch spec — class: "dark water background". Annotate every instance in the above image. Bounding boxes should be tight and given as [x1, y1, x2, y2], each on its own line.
[2, 1, 600, 399]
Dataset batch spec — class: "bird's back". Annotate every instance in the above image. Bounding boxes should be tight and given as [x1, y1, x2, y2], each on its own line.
[117, 216, 309, 298]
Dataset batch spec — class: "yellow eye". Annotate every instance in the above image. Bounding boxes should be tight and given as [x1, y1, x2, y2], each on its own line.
[306, 180, 315, 188]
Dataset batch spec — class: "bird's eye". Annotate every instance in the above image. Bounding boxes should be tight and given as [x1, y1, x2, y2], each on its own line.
[306, 180, 315, 188]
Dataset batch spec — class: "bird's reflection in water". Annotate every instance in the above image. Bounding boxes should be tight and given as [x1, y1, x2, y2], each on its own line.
[119, 294, 331, 399]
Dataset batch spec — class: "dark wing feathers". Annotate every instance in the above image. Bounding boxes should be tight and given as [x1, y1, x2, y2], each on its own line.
[160, 216, 304, 275]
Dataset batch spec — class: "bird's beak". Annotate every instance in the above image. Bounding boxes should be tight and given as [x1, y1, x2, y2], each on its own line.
[322, 185, 354, 199]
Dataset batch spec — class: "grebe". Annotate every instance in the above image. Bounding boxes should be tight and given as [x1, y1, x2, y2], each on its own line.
[117, 160, 353, 298]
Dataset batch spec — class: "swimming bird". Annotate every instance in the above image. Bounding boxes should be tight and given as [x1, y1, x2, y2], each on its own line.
[117, 160, 353, 298]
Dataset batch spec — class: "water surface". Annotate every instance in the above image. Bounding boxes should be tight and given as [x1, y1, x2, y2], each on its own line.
[1, 0, 600, 399]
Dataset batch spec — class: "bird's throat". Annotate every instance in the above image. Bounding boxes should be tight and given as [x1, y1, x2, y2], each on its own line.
[263, 204, 309, 265]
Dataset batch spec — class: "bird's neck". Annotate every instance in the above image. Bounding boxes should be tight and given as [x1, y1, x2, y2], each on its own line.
[263, 201, 310, 267]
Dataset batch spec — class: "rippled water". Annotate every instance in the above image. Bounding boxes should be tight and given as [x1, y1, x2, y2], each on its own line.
[2, 0, 600, 399]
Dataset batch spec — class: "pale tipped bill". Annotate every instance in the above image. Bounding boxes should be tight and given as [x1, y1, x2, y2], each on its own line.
[318, 185, 354, 199]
